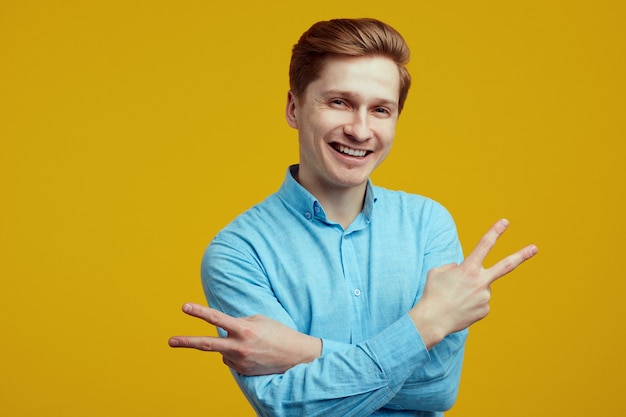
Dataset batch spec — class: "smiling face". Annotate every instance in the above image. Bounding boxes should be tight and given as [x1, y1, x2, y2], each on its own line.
[286, 54, 401, 200]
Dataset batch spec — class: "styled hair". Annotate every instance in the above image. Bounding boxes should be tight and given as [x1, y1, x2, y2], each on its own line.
[289, 18, 411, 113]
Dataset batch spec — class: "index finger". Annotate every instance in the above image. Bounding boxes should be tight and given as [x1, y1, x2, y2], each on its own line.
[464, 219, 511, 268]
[180, 303, 242, 334]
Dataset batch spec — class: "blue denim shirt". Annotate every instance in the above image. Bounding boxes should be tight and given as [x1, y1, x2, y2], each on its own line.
[202, 165, 467, 417]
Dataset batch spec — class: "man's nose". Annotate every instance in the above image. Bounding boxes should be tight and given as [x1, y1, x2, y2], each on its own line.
[344, 111, 373, 141]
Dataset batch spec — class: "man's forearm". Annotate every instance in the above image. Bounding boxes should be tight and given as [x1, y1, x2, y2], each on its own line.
[235, 315, 431, 417]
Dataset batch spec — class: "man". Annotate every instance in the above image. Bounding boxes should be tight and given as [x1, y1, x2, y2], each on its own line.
[169, 18, 537, 416]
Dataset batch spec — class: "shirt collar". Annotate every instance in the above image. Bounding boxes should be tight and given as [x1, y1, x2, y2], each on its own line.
[278, 165, 378, 223]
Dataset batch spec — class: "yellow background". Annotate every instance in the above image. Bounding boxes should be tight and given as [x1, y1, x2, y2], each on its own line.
[1, 0, 624, 415]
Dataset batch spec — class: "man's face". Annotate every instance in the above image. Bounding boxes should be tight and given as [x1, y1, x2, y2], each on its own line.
[286, 55, 400, 196]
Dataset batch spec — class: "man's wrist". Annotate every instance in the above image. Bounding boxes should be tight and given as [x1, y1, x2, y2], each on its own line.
[409, 304, 446, 350]
[293, 334, 322, 366]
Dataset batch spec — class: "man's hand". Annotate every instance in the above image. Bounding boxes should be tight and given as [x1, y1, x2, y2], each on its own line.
[411, 219, 538, 349]
[169, 303, 322, 376]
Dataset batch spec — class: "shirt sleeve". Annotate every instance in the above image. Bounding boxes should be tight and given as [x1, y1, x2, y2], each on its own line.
[321, 330, 466, 412]
[320, 200, 468, 413]
[203, 237, 433, 417]
[390, 198, 468, 411]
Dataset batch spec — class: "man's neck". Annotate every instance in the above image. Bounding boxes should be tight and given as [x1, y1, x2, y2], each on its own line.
[318, 186, 366, 229]
[295, 172, 366, 230]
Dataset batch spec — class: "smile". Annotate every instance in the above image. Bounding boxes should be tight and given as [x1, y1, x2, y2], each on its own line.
[332, 144, 370, 158]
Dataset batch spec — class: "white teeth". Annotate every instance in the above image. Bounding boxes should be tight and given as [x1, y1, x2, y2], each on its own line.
[337, 145, 367, 157]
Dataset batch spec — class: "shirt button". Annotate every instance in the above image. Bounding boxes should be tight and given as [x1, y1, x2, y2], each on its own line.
[354, 289, 361, 297]
[314, 205, 321, 213]
[304, 212, 312, 219]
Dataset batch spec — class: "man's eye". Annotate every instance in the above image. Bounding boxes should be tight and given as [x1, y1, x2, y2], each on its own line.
[375, 108, 390, 115]
[330, 99, 345, 106]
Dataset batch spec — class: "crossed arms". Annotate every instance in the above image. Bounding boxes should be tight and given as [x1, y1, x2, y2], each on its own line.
[169, 219, 537, 415]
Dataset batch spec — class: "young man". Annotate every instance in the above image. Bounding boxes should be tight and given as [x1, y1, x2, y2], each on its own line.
[169, 18, 537, 416]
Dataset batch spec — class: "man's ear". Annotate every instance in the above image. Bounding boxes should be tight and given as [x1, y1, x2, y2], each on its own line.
[285, 91, 298, 129]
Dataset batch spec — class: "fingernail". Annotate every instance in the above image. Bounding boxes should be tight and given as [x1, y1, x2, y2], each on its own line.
[182, 303, 192, 313]
[169, 338, 179, 347]
[529, 245, 538, 256]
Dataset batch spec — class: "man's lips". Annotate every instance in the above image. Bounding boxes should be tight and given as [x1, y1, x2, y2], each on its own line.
[331, 143, 371, 158]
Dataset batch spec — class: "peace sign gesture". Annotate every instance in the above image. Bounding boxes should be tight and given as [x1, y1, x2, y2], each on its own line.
[169, 304, 322, 376]
[410, 219, 538, 349]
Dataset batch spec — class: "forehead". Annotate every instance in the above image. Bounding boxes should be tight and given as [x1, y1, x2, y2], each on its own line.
[306, 55, 400, 103]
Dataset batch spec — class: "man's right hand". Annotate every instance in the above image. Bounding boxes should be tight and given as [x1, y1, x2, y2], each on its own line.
[411, 219, 538, 349]
[169, 303, 322, 376]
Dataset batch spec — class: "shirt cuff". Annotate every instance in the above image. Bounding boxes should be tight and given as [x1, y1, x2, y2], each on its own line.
[362, 314, 432, 388]
[320, 338, 351, 356]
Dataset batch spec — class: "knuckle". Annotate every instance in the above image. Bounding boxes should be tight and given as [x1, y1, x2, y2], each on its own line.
[240, 326, 256, 340]
[208, 309, 221, 326]
[479, 235, 496, 250]
[477, 289, 491, 305]
[494, 222, 507, 234]
[500, 257, 516, 274]
[523, 246, 536, 260]
[199, 340, 213, 351]
[235, 345, 252, 359]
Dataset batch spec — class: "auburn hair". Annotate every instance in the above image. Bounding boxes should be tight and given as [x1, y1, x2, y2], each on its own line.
[289, 18, 411, 113]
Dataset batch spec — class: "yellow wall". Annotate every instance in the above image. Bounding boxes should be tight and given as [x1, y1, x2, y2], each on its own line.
[1, 1, 624, 415]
